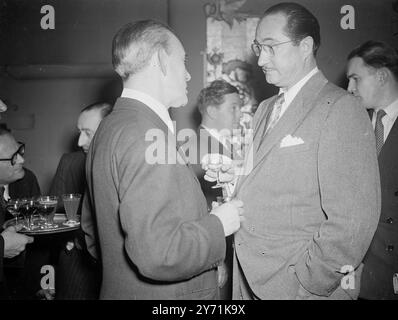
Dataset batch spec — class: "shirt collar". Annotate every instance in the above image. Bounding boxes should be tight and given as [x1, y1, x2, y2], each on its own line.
[383, 98, 398, 120]
[279, 67, 319, 106]
[201, 125, 229, 147]
[121, 88, 174, 134]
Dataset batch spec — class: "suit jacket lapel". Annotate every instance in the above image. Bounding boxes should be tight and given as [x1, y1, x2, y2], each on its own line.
[236, 72, 328, 193]
[379, 116, 398, 161]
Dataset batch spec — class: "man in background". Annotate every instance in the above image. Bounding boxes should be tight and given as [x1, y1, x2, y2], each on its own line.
[50, 102, 112, 300]
[0, 128, 34, 299]
[183, 79, 242, 300]
[347, 40, 398, 300]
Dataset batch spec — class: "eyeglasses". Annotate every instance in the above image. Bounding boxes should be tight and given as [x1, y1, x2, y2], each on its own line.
[0, 142, 25, 166]
[251, 39, 295, 57]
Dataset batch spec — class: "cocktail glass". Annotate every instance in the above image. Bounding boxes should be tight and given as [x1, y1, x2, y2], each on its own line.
[37, 196, 58, 229]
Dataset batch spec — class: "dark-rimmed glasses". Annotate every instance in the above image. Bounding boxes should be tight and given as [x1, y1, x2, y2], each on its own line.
[0, 142, 25, 166]
[251, 39, 295, 57]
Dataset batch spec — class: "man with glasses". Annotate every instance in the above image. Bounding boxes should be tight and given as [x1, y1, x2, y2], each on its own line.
[206, 2, 380, 299]
[0, 129, 34, 299]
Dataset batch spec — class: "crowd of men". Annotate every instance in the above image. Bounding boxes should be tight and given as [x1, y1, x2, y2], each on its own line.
[0, 2, 397, 300]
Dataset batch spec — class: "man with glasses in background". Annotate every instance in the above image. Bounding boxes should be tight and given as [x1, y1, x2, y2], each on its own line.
[206, 2, 380, 299]
[0, 128, 34, 299]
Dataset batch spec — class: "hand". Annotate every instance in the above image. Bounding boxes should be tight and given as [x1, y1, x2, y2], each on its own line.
[217, 262, 228, 288]
[203, 162, 236, 184]
[1, 225, 34, 258]
[210, 199, 244, 236]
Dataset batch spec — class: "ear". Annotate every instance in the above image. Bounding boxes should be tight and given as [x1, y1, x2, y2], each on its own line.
[157, 47, 168, 76]
[206, 105, 218, 119]
[299, 36, 314, 58]
[376, 68, 389, 85]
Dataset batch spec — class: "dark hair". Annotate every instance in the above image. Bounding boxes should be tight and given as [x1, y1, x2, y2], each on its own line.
[81, 102, 113, 119]
[263, 2, 320, 56]
[348, 40, 398, 81]
[197, 80, 239, 115]
[112, 20, 175, 80]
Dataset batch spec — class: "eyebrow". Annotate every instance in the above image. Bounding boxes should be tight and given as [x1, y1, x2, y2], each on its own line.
[257, 37, 279, 43]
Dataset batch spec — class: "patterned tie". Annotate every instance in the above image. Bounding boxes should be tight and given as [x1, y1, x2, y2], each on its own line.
[265, 93, 285, 135]
[375, 109, 386, 155]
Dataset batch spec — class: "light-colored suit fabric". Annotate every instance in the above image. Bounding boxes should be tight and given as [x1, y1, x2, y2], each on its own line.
[82, 97, 226, 300]
[360, 110, 398, 300]
[232, 72, 381, 300]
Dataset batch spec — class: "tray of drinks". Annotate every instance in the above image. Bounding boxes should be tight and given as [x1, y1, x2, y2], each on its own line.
[3, 214, 80, 235]
[3, 194, 82, 235]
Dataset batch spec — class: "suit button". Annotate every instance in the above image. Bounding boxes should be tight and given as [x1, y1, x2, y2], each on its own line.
[386, 217, 394, 224]
[386, 245, 394, 252]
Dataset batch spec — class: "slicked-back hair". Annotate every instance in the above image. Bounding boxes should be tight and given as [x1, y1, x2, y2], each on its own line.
[81, 102, 113, 119]
[263, 2, 321, 56]
[112, 20, 175, 80]
[197, 80, 239, 116]
[348, 40, 398, 82]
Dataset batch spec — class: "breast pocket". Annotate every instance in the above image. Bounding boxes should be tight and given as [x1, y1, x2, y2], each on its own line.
[278, 142, 314, 155]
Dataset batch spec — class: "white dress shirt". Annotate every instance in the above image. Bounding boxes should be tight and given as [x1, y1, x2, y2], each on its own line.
[121, 88, 175, 134]
[278, 67, 319, 119]
[371, 98, 398, 142]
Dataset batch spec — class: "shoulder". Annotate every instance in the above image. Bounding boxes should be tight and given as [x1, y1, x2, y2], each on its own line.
[58, 151, 86, 167]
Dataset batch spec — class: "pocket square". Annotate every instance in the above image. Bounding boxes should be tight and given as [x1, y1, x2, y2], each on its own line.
[280, 135, 304, 148]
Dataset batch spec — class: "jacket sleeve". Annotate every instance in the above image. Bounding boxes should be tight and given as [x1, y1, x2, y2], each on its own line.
[294, 94, 381, 296]
[117, 136, 226, 281]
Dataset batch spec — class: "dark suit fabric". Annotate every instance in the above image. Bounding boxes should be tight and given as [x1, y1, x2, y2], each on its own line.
[360, 114, 398, 300]
[2, 168, 41, 299]
[49, 151, 100, 300]
[49, 151, 86, 213]
[183, 126, 235, 300]
[82, 97, 226, 299]
[233, 72, 381, 300]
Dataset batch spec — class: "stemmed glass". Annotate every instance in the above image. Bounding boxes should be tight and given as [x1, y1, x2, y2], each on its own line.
[209, 154, 224, 189]
[19, 198, 38, 230]
[203, 153, 233, 203]
[37, 196, 58, 229]
[6, 199, 24, 227]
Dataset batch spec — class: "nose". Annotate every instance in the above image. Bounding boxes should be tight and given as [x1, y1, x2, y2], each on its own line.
[77, 133, 87, 148]
[347, 80, 356, 94]
[16, 153, 25, 165]
[185, 70, 191, 82]
[257, 49, 271, 67]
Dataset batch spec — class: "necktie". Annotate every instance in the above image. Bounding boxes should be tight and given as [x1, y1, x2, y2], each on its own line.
[375, 109, 386, 155]
[265, 93, 285, 135]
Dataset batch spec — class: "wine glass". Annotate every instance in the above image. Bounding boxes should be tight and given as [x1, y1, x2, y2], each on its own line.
[37, 196, 58, 229]
[209, 154, 224, 189]
[19, 198, 38, 230]
[6, 199, 25, 227]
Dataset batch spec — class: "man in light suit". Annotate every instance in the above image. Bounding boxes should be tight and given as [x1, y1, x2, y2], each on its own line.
[82, 20, 243, 299]
[206, 2, 381, 300]
[347, 40, 398, 300]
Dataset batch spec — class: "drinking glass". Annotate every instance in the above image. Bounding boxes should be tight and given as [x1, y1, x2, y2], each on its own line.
[6, 199, 24, 227]
[37, 196, 58, 229]
[62, 193, 81, 226]
[19, 198, 38, 230]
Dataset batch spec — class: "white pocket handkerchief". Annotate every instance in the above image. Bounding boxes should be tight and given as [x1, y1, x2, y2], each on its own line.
[280, 135, 304, 148]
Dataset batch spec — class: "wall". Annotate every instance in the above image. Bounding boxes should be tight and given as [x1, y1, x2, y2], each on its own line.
[0, 0, 397, 192]
[0, 0, 167, 193]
